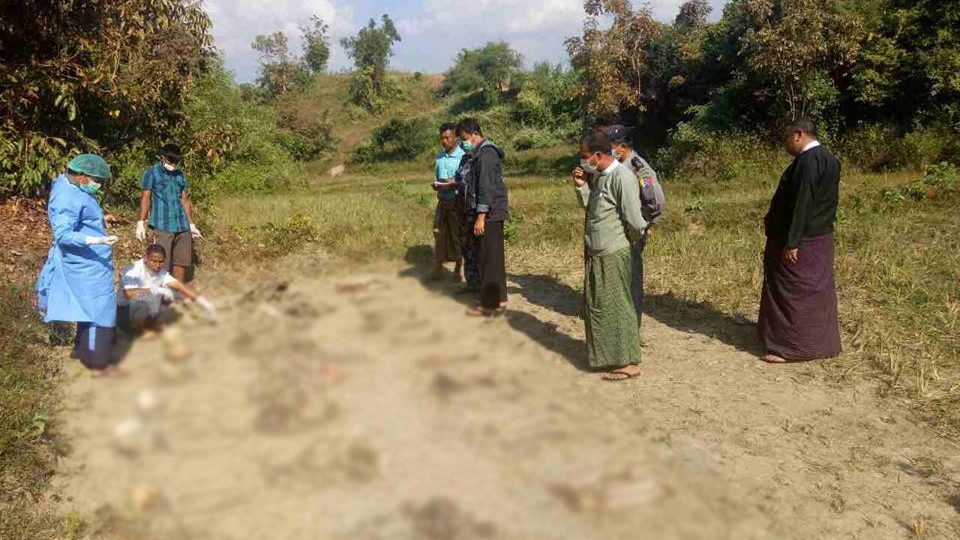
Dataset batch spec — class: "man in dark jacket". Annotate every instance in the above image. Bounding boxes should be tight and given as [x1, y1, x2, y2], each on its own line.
[458, 118, 509, 316]
[759, 118, 842, 363]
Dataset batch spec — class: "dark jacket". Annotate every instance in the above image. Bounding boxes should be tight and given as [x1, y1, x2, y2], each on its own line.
[764, 144, 840, 248]
[465, 140, 509, 222]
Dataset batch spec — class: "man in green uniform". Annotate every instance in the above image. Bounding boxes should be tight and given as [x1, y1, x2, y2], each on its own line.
[572, 132, 648, 380]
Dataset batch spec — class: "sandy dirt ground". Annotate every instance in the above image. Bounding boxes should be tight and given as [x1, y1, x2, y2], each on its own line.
[53, 265, 960, 539]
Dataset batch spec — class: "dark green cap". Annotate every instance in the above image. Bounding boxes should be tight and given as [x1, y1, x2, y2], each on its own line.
[67, 154, 112, 180]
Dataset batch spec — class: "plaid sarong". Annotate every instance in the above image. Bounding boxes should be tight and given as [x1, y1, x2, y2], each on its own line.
[584, 247, 641, 369]
[434, 200, 463, 263]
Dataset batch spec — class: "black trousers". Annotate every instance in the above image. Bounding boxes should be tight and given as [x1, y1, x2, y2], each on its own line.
[74, 323, 115, 370]
[479, 220, 507, 310]
[462, 213, 481, 288]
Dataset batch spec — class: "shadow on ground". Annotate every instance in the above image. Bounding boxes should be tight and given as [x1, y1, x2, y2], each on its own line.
[400, 244, 475, 307]
[510, 272, 762, 357]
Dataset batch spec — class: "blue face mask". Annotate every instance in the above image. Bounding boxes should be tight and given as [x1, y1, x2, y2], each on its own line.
[79, 181, 102, 196]
[461, 140, 475, 152]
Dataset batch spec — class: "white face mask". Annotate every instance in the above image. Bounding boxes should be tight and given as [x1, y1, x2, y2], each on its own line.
[163, 162, 178, 172]
[580, 158, 598, 175]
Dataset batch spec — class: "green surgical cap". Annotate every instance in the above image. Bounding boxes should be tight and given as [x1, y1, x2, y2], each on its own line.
[67, 154, 112, 180]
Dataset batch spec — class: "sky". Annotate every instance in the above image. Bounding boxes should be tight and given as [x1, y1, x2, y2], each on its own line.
[205, 0, 729, 83]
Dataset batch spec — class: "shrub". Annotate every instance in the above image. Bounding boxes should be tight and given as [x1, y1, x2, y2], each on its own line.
[882, 162, 959, 203]
[656, 122, 779, 184]
[232, 213, 319, 259]
[354, 117, 434, 162]
[275, 100, 337, 161]
[894, 127, 960, 171]
[838, 124, 903, 171]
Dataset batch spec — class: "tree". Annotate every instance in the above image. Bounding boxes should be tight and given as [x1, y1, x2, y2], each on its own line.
[252, 31, 307, 98]
[849, 0, 960, 127]
[565, 0, 662, 114]
[340, 14, 401, 109]
[301, 16, 331, 75]
[442, 42, 523, 106]
[737, 0, 863, 121]
[675, 0, 711, 28]
[0, 0, 213, 195]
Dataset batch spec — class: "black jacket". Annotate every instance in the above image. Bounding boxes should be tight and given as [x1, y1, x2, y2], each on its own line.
[465, 140, 509, 222]
[765, 145, 840, 248]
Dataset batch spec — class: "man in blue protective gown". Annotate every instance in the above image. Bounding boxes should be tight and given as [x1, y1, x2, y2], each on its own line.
[36, 154, 120, 374]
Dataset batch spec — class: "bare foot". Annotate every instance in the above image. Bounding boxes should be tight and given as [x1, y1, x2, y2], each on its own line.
[92, 365, 128, 378]
[466, 305, 492, 317]
[601, 364, 642, 381]
[761, 353, 788, 364]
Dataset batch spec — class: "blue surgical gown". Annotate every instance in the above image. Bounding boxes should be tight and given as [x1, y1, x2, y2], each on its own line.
[35, 175, 116, 327]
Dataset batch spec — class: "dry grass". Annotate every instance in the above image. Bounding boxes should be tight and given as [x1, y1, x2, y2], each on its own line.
[214, 161, 960, 435]
[0, 284, 78, 539]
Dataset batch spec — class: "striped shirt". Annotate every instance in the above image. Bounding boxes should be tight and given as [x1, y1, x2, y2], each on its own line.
[141, 164, 189, 233]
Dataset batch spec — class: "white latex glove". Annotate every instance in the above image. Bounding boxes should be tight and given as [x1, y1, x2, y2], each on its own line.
[150, 286, 175, 302]
[189, 222, 202, 239]
[135, 220, 146, 242]
[195, 296, 217, 317]
[86, 235, 118, 246]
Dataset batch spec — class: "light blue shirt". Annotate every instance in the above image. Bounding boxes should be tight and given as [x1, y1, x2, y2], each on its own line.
[435, 146, 465, 202]
[36, 175, 117, 327]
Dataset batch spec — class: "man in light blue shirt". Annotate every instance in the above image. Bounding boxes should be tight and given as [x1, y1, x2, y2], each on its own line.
[431, 122, 466, 279]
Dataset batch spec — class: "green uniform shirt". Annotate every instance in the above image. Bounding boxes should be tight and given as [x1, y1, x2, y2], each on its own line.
[575, 160, 648, 257]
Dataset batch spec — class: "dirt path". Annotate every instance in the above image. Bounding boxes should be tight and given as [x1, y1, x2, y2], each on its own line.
[54, 267, 960, 539]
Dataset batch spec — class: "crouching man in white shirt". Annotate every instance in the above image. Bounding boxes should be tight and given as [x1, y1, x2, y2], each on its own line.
[118, 244, 215, 333]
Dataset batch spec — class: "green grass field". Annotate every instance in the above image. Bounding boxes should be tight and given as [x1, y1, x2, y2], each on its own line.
[214, 159, 960, 434]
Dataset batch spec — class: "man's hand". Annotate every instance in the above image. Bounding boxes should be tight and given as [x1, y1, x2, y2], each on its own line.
[104, 214, 119, 229]
[783, 248, 799, 264]
[474, 214, 486, 237]
[189, 223, 203, 239]
[571, 166, 586, 188]
[135, 220, 147, 242]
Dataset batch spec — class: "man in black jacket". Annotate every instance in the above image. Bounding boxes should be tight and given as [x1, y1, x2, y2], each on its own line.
[759, 119, 842, 363]
[458, 118, 509, 316]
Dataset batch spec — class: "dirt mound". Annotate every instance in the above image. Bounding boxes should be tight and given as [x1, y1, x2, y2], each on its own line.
[53, 270, 960, 539]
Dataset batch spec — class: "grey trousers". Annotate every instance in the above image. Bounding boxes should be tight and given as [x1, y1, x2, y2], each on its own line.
[630, 231, 648, 326]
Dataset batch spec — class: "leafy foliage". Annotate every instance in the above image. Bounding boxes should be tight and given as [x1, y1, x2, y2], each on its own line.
[0, 0, 213, 196]
[568, 0, 960, 155]
[566, 0, 662, 115]
[252, 32, 308, 99]
[354, 117, 434, 162]
[442, 42, 524, 106]
[301, 16, 331, 76]
[341, 15, 401, 111]
[250, 16, 332, 100]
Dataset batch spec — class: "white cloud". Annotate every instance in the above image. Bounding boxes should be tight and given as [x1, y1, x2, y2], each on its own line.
[204, 0, 355, 82]
[392, 0, 585, 71]
[204, 0, 729, 80]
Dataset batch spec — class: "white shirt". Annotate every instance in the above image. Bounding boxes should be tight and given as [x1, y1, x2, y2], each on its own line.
[801, 140, 821, 153]
[118, 259, 178, 307]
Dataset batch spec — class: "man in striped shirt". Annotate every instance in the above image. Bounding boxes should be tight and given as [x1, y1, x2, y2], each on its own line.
[135, 143, 202, 283]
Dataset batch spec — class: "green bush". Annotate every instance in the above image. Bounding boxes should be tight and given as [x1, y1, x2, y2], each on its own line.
[838, 124, 902, 171]
[882, 162, 959, 203]
[839, 124, 960, 172]
[656, 122, 780, 184]
[894, 127, 958, 171]
[232, 213, 319, 259]
[354, 117, 435, 162]
[513, 128, 557, 151]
